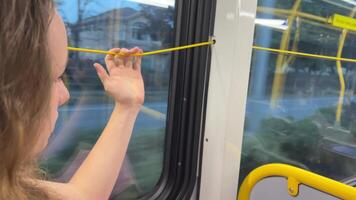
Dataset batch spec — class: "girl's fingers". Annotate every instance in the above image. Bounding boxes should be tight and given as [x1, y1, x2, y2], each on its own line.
[104, 47, 142, 70]
[105, 48, 121, 71]
[126, 47, 140, 68]
[120, 48, 132, 68]
[134, 48, 143, 71]
[93, 63, 109, 84]
[115, 55, 124, 68]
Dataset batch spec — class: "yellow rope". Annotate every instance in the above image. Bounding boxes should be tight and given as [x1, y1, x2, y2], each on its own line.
[67, 40, 215, 57]
[69, 43, 356, 64]
[252, 45, 356, 63]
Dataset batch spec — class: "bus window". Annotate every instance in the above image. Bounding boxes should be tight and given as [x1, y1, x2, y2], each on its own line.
[240, 0, 356, 187]
[41, 0, 174, 199]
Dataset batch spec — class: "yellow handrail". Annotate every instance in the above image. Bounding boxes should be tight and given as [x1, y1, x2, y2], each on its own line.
[238, 163, 356, 200]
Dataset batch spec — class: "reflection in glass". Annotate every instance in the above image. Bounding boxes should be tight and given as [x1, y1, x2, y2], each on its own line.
[240, 0, 356, 189]
[41, 1, 174, 199]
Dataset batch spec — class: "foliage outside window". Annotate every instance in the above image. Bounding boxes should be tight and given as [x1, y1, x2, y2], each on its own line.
[240, 0, 356, 186]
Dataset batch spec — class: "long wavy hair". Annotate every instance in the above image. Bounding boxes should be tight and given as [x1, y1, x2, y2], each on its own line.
[0, 0, 54, 199]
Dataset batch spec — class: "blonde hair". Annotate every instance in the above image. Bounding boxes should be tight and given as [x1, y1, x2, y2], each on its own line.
[0, 0, 54, 199]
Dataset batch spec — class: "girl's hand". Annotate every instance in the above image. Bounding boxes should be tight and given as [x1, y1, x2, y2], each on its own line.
[93, 47, 145, 108]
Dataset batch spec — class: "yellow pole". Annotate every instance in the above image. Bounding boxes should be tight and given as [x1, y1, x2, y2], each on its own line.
[284, 17, 301, 66]
[335, 9, 356, 124]
[335, 32, 347, 125]
[270, 0, 302, 108]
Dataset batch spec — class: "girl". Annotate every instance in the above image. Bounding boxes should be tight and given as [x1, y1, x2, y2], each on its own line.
[0, 0, 144, 199]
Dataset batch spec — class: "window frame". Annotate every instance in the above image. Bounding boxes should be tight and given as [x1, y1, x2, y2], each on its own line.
[138, 0, 217, 199]
[199, 0, 258, 200]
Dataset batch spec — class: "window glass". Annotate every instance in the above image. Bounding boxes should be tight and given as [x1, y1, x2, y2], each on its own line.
[41, 0, 175, 199]
[240, 0, 356, 187]
[300, 0, 351, 18]
[257, 0, 294, 10]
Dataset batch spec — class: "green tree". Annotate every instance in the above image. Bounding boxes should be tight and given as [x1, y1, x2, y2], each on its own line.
[280, 119, 320, 164]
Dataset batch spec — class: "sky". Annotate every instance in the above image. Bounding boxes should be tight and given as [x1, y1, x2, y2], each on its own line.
[58, 0, 174, 23]
[58, 0, 140, 23]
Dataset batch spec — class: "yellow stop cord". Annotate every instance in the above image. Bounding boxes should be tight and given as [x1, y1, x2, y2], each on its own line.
[67, 40, 215, 57]
[252, 45, 356, 63]
[68, 41, 356, 62]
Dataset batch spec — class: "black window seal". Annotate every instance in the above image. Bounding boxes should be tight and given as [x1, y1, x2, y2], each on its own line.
[137, 0, 217, 199]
